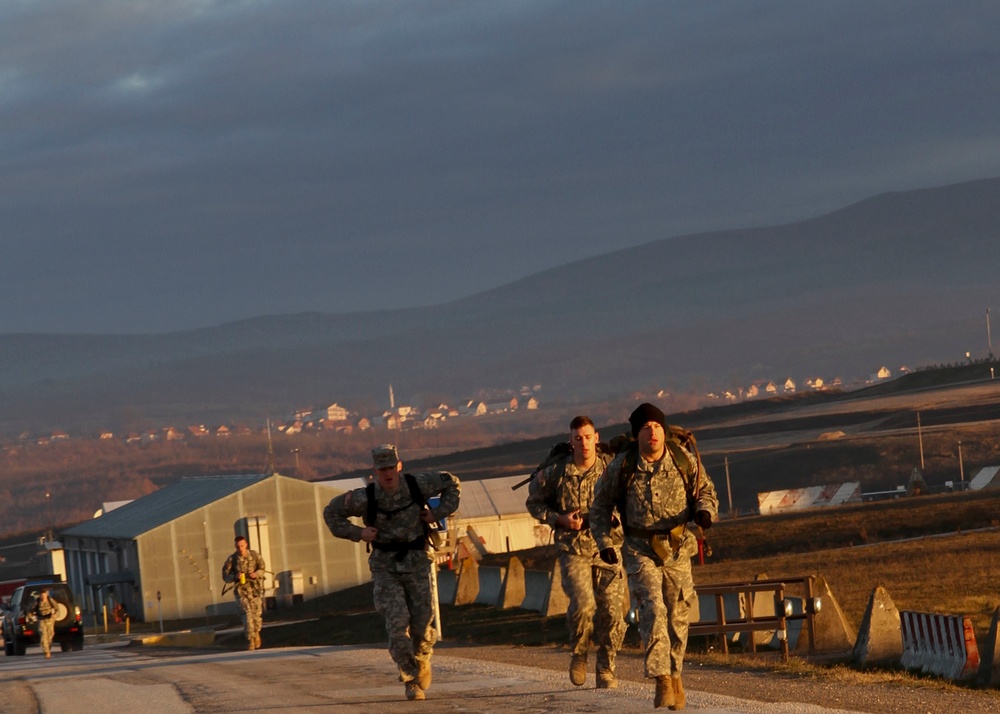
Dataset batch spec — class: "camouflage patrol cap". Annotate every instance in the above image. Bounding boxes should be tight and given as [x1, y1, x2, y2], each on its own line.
[372, 444, 400, 469]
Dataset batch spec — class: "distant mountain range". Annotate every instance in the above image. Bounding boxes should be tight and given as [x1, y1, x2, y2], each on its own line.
[2, 175, 998, 435]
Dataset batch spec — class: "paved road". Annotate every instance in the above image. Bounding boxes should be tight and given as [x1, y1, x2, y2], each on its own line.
[0, 641, 866, 714]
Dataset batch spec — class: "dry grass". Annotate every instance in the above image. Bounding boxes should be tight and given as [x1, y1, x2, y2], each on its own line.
[698, 494, 1000, 637]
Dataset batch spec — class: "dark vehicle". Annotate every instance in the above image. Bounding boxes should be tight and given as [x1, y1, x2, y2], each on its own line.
[2, 581, 84, 656]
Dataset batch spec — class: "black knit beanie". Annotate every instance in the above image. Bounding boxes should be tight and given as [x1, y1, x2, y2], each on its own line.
[629, 402, 666, 437]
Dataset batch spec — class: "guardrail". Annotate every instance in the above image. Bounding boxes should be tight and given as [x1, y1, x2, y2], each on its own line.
[691, 576, 821, 662]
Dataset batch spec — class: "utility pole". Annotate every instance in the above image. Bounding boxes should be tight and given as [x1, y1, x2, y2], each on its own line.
[917, 412, 925, 470]
[291, 448, 300, 471]
[724, 456, 733, 517]
[264, 419, 276, 475]
[958, 440, 965, 484]
[988, 308, 994, 359]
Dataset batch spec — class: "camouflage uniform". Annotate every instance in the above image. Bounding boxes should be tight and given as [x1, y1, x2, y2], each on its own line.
[526, 452, 626, 676]
[222, 547, 266, 648]
[324, 470, 460, 685]
[34, 594, 57, 657]
[591, 444, 718, 678]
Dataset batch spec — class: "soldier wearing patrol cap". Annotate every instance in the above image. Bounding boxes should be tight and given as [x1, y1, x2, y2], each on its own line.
[591, 403, 718, 710]
[323, 444, 461, 701]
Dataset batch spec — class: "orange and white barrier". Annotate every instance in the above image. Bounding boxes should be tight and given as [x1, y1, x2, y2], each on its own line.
[900, 611, 980, 680]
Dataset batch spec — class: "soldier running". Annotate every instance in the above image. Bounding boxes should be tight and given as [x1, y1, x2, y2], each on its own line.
[525, 415, 626, 689]
[591, 403, 718, 710]
[324, 444, 461, 702]
[222, 535, 267, 650]
[34, 589, 57, 659]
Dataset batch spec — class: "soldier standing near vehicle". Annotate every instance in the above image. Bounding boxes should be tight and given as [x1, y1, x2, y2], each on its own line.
[33, 589, 57, 659]
[591, 403, 718, 710]
[525, 416, 626, 689]
[324, 444, 461, 702]
[222, 535, 266, 650]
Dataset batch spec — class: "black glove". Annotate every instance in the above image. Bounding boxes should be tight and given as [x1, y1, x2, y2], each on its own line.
[599, 548, 618, 565]
[694, 510, 713, 530]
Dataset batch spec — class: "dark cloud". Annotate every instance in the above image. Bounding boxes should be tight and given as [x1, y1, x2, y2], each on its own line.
[3, 1, 1000, 333]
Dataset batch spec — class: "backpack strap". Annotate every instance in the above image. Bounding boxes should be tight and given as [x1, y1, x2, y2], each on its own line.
[364, 482, 377, 527]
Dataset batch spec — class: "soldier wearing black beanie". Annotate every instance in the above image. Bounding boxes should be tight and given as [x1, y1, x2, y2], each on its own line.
[629, 402, 666, 438]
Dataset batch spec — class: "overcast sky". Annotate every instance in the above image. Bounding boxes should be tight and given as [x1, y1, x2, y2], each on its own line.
[3, 1, 1000, 334]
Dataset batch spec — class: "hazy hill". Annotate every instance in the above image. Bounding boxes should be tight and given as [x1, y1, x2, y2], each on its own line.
[1, 176, 998, 434]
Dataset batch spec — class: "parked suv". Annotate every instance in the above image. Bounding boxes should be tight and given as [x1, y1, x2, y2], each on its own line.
[2, 582, 84, 655]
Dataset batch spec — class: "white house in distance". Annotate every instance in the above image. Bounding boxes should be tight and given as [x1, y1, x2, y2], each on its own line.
[60, 473, 370, 622]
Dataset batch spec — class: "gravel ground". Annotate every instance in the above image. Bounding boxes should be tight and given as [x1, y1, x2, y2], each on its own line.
[436, 642, 1000, 714]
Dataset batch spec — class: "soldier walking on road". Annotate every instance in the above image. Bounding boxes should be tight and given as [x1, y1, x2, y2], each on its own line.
[222, 536, 267, 650]
[591, 403, 719, 710]
[33, 589, 57, 659]
[525, 415, 626, 689]
[324, 444, 461, 702]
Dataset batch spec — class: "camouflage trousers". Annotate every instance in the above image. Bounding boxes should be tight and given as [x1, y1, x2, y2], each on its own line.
[372, 563, 435, 681]
[38, 619, 55, 655]
[236, 592, 263, 644]
[558, 551, 627, 673]
[624, 548, 696, 678]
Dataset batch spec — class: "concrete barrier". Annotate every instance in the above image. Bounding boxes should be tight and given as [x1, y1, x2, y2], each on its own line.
[545, 562, 569, 617]
[978, 606, 1000, 688]
[853, 586, 902, 666]
[795, 574, 854, 654]
[475, 565, 506, 607]
[520, 569, 550, 613]
[900, 611, 981, 680]
[747, 573, 775, 647]
[499, 556, 526, 609]
[437, 568, 457, 606]
[695, 592, 745, 646]
[519, 564, 568, 617]
[453, 558, 480, 606]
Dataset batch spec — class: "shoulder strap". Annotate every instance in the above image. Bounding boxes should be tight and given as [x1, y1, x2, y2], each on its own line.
[365, 482, 376, 526]
[617, 443, 639, 528]
[404, 473, 425, 508]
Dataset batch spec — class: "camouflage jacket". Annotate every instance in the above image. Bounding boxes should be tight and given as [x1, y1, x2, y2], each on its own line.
[222, 549, 267, 598]
[591, 443, 718, 562]
[525, 453, 621, 557]
[323, 471, 461, 573]
[34, 596, 57, 620]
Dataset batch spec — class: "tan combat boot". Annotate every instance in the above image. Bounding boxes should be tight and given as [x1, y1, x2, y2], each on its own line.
[417, 659, 432, 690]
[569, 653, 587, 686]
[670, 674, 685, 710]
[654, 675, 674, 709]
[596, 668, 618, 689]
[254, 633, 262, 650]
[404, 680, 425, 701]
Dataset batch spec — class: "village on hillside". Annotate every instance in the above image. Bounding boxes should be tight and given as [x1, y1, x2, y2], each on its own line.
[8, 366, 905, 449]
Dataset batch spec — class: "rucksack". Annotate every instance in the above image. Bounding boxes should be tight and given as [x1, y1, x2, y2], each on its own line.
[512, 440, 613, 491]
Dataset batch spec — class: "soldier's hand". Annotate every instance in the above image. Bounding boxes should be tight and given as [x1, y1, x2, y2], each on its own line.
[420, 506, 437, 524]
[360, 526, 379, 543]
[694, 510, 713, 530]
[558, 510, 584, 531]
[599, 548, 618, 565]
